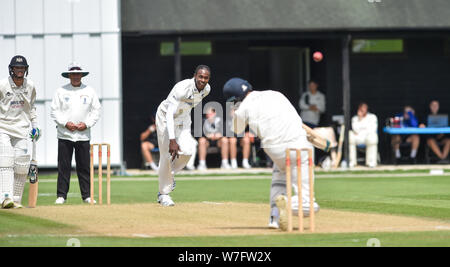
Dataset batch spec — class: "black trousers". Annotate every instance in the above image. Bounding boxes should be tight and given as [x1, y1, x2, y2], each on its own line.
[57, 139, 91, 200]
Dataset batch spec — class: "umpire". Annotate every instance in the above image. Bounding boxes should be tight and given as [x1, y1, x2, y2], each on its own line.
[50, 63, 101, 204]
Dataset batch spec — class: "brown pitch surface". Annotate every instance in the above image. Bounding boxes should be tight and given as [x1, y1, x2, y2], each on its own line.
[8, 202, 450, 237]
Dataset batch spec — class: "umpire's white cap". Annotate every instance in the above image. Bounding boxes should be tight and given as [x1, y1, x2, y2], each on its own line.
[61, 62, 89, 78]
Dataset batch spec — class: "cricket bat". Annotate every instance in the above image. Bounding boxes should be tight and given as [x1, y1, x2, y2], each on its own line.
[302, 124, 331, 152]
[333, 125, 345, 168]
[28, 141, 38, 208]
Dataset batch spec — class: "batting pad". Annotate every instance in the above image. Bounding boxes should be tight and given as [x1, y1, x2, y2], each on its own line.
[0, 145, 14, 167]
[0, 168, 14, 203]
[0, 145, 15, 203]
[13, 155, 30, 204]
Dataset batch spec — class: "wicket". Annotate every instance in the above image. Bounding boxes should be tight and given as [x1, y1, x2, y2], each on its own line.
[285, 148, 315, 232]
[90, 143, 111, 205]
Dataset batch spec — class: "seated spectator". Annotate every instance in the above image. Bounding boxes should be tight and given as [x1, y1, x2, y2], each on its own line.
[348, 102, 378, 168]
[198, 108, 230, 170]
[423, 100, 450, 163]
[299, 80, 326, 128]
[227, 108, 252, 169]
[391, 105, 420, 162]
[229, 132, 253, 169]
[140, 116, 159, 170]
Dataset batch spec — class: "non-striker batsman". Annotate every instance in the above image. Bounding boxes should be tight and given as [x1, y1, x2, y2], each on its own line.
[0, 55, 40, 209]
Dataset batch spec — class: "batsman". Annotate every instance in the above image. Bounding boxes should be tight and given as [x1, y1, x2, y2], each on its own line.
[223, 78, 323, 231]
[0, 55, 40, 209]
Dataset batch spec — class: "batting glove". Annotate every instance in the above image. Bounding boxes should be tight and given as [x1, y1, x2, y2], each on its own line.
[29, 128, 41, 142]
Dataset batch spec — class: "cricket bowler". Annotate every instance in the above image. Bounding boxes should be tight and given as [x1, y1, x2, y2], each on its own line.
[155, 65, 211, 206]
[223, 77, 320, 230]
[0, 55, 40, 209]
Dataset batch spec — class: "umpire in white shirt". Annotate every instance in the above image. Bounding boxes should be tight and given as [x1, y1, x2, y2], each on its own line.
[299, 80, 326, 128]
[51, 63, 101, 204]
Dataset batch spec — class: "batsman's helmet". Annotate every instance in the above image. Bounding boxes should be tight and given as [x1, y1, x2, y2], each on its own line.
[223, 77, 252, 102]
[9, 55, 29, 77]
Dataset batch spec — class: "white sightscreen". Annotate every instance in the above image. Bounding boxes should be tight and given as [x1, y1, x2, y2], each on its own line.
[0, 0, 122, 168]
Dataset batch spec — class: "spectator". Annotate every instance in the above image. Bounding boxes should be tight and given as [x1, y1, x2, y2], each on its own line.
[51, 62, 101, 205]
[299, 80, 326, 128]
[197, 107, 230, 170]
[348, 102, 378, 168]
[423, 100, 450, 163]
[391, 105, 420, 162]
[227, 108, 252, 169]
[140, 115, 159, 170]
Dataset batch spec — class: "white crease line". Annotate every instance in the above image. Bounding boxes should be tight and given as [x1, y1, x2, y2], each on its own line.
[202, 201, 224, 205]
[131, 234, 154, 238]
[435, 226, 450, 230]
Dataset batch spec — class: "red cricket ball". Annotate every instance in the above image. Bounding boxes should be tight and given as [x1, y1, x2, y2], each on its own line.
[313, 51, 323, 62]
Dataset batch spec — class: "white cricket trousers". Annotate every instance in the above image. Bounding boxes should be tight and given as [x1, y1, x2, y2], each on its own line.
[156, 112, 196, 195]
[263, 137, 318, 215]
[349, 131, 378, 167]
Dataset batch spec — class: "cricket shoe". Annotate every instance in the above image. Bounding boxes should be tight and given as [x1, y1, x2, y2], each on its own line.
[83, 197, 97, 204]
[13, 202, 23, 209]
[55, 197, 66, 205]
[158, 193, 175, 206]
[242, 160, 252, 169]
[1, 197, 14, 209]
[185, 164, 196, 171]
[197, 164, 207, 171]
[275, 195, 288, 231]
[220, 162, 231, 169]
[268, 216, 279, 229]
[298, 202, 320, 217]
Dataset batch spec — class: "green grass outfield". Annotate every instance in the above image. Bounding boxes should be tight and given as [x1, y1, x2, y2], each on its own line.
[0, 170, 449, 247]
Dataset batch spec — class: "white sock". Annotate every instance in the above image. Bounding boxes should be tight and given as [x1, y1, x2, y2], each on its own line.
[395, 149, 401, 158]
[410, 149, 417, 158]
[230, 158, 238, 168]
[242, 158, 249, 165]
[221, 159, 229, 165]
[199, 160, 206, 166]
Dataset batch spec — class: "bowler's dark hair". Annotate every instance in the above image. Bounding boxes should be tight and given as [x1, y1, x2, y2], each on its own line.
[195, 65, 211, 75]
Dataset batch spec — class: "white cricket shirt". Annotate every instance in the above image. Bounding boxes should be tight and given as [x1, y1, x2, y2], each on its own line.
[232, 90, 306, 148]
[0, 77, 37, 139]
[50, 83, 101, 142]
[351, 113, 378, 136]
[157, 78, 210, 139]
